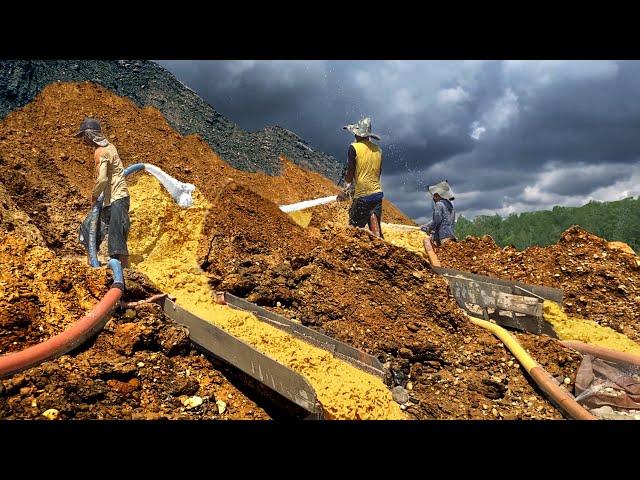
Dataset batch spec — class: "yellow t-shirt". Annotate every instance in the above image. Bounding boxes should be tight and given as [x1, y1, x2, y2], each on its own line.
[352, 140, 382, 199]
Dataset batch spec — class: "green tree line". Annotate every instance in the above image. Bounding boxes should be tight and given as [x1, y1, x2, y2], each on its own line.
[455, 197, 640, 253]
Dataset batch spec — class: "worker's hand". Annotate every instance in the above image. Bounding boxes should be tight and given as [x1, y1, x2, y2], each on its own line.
[90, 195, 98, 204]
[337, 183, 351, 202]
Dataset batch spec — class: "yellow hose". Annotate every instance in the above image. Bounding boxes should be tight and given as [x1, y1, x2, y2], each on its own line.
[467, 316, 538, 372]
[423, 246, 593, 418]
[465, 314, 596, 420]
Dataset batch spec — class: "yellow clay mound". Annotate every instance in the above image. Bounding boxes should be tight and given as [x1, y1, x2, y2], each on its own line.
[607, 241, 637, 256]
[382, 225, 426, 258]
[543, 300, 640, 355]
[0, 232, 106, 340]
[286, 210, 313, 228]
[127, 174, 405, 420]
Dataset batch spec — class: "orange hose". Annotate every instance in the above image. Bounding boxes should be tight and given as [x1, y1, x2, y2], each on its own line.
[0, 287, 122, 378]
[559, 340, 640, 367]
[467, 315, 596, 420]
[423, 236, 441, 267]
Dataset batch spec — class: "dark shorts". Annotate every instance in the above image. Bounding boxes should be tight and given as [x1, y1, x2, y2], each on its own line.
[101, 196, 130, 257]
[349, 193, 383, 236]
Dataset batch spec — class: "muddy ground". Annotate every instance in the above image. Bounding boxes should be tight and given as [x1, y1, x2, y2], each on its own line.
[1, 82, 623, 420]
[198, 183, 581, 419]
[440, 227, 640, 343]
[0, 242, 271, 420]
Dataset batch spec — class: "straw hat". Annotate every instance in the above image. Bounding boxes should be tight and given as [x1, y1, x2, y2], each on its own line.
[428, 180, 455, 200]
[343, 117, 381, 140]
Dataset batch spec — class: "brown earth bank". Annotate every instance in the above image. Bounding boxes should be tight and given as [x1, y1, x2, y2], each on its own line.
[0, 231, 270, 420]
[0, 81, 411, 257]
[0, 230, 109, 354]
[440, 227, 640, 343]
[0, 304, 270, 420]
[198, 186, 580, 419]
[0, 82, 586, 419]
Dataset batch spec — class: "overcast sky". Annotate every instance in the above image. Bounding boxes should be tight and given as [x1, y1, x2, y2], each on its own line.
[157, 60, 640, 224]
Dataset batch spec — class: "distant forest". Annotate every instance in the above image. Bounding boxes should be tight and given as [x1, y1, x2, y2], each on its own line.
[455, 197, 639, 253]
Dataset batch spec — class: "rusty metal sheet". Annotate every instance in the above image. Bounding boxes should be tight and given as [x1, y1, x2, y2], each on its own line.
[486, 310, 559, 338]
[447, 277, 543, 315]
[447, 277, 511, 308]
[218, 292, 386, 379]
[435, 267, 558, 337]
[495, 292, 543, 316]
[157, 296, 323, 418]
[434, 266, 564, 303]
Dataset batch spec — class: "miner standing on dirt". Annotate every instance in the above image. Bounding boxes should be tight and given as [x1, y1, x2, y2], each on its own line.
[421, 180, 457, 252]
[338, 117, 384, 238]
[75, 117, 131, 268]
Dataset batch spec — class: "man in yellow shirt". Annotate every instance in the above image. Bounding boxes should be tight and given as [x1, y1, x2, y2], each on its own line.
[338, 117, 384, 238]
[75, 117, 131, 267]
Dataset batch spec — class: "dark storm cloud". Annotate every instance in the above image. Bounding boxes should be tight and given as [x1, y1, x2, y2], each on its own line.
[157, 60, 640, 221]
[542, 164, 631, 196]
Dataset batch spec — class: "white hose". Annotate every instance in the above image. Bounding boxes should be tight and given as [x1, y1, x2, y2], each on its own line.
[143, 163, 196, 208]
[279, 195, 338, 213]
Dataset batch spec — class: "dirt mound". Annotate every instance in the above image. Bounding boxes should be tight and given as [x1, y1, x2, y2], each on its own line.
[441, 226, 640, 342]
[0, 82, 585, 420]
[0, 230, 109, 353]
[439, 234, 501, 267]
[199, 211, 579, 419]
[0, 182, 44, 246]
[0, 60, 343, 179]
[0, 303, 270, 420]
[198, 181, 317, 303]
[0, 81, 412, 256]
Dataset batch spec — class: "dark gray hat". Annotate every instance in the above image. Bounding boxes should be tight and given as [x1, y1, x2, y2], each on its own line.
[74, 117, 102, 137]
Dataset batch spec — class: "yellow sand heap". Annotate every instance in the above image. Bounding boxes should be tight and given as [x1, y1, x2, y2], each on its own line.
[543, 300, 640, 355]
[0, 233, 103, 338]
[607, 241, 636, 256]
[127, 174, 404, 420]
[382, 225, 426, 258]
[286, 210, 313, 229]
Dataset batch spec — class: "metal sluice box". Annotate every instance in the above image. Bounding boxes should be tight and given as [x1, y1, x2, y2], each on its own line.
[432, 266, 563, 338]
[155, 293, 386, 419]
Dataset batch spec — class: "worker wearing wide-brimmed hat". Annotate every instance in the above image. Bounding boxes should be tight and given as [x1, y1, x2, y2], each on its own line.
[337, 117, 384, 238]
[421, 180, 457, 249]
[75, 117, 131, 268]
